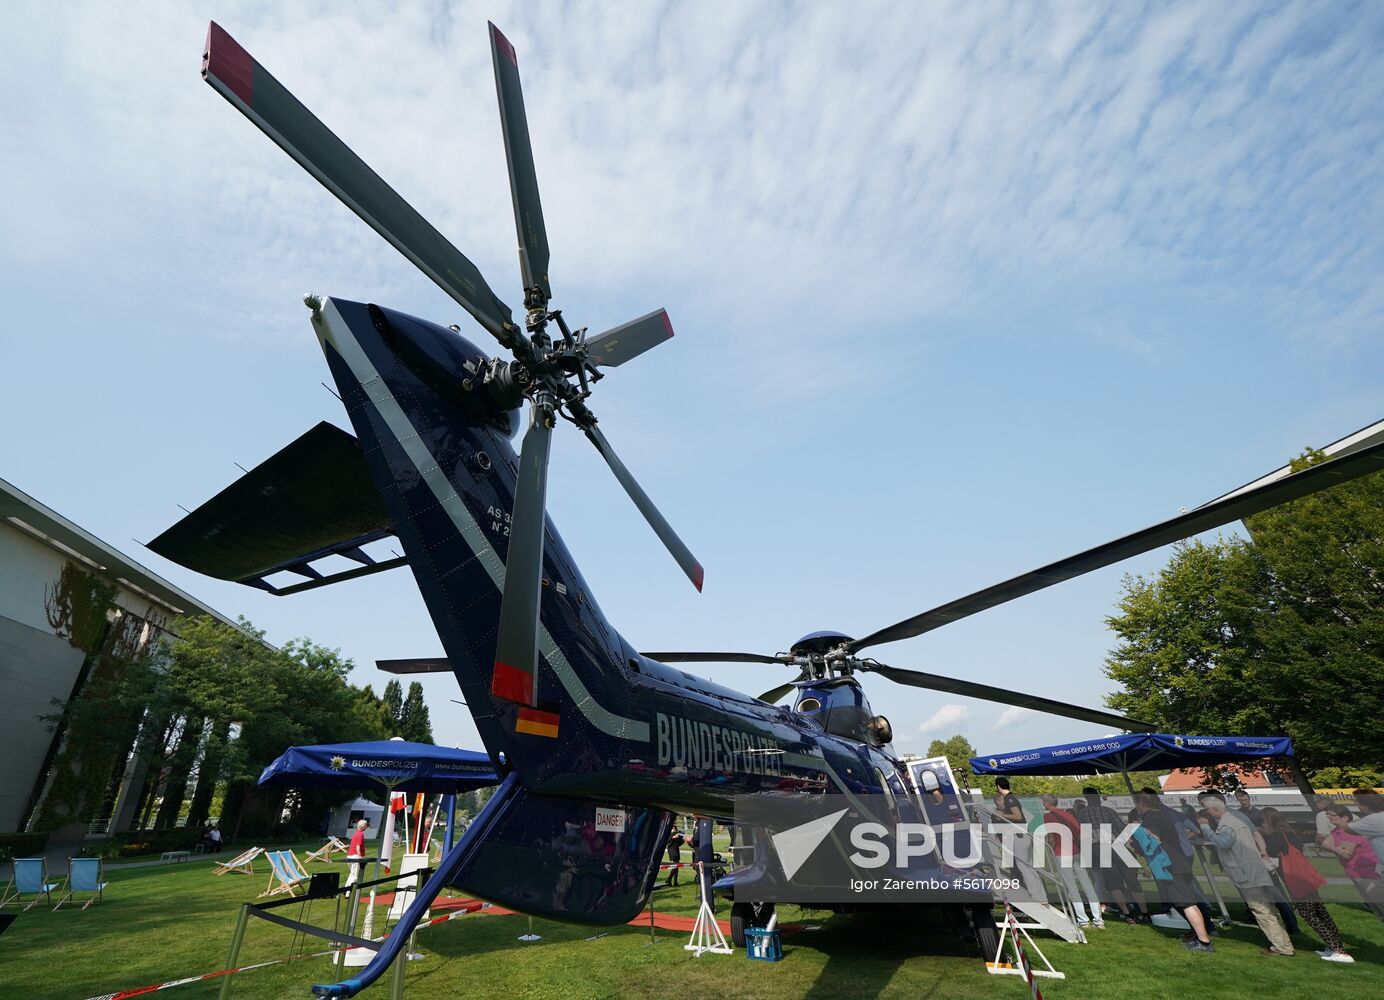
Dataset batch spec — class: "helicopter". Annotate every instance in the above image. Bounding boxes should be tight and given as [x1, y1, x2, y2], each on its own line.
[150, 20, 1384, 996]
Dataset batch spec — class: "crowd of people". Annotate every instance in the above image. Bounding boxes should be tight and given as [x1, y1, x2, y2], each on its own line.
[991, 778, 1384, 964]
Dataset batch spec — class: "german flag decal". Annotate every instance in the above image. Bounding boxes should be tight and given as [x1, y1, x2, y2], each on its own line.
[515, 705, 560, 738]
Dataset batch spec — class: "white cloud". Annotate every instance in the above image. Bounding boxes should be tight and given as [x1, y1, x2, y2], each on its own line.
[917, 702, 970, 734]
[4, 0, 1380, 371]
[993, 706, 1034, 731]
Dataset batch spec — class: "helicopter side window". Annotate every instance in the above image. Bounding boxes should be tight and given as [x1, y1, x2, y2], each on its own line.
[873, 767, 901, 824]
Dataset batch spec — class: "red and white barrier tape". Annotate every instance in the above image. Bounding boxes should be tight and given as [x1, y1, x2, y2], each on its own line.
[1003, 901, 1043, 1000]
[83, 945, 345, 1000]
[82, 901, 493, 1000]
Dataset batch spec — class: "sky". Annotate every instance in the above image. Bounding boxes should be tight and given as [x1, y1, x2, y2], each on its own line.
[2, 1, 1381, 762]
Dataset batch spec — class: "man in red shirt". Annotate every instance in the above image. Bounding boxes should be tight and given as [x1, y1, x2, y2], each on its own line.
[346, 819, 369, 885]
[1042, 794, 1104, 928]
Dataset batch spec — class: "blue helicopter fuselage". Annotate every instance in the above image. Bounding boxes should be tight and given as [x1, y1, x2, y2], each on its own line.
[300, 297, 983, 945]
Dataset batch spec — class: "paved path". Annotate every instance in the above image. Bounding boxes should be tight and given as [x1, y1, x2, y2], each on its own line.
[2, 845, 233, 878]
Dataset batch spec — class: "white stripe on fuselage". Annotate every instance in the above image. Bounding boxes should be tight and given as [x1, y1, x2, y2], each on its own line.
[312, 299, 650, 743]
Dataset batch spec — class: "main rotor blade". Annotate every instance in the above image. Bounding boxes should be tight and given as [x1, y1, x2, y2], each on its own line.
[202, 22, 516, 342]
[491, 406, 554, 705]
[584, 310, 675, 368]
[757, 680, 800, 704]
[489, 23, 551, 303]
[864, 662, 1155, 732]
[641, 651, 791, 664]
[584, 424, 705, 591]
[851, 440, 1384, 653]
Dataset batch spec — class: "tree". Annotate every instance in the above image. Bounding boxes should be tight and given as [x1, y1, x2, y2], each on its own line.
[52, 615, 395, 837]
[1104, 455, 1384, 774]
[398, 682, 434, 743]
[382, 680, 404, 733]
[971, 772, 1166, 797]
[925, 734, 977, 768]
[33, 563, 169, 832]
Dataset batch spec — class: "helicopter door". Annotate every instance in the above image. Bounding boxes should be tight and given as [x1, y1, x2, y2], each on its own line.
[908, 757, 971, 826]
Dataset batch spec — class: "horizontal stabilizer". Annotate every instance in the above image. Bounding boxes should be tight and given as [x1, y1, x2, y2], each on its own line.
[148, 422, 399, 592]
[377, 657, 452, 674]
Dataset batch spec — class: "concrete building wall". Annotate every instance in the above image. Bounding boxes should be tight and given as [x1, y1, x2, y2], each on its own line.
[0, 617, 87, 832]
[0, 525, 87, 832]
[0, 520, 191, 833]
[1, 477, 251, 837]
[0, 523, 69, 632]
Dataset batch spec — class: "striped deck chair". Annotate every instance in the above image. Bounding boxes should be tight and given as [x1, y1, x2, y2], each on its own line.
[304, 836, 349, 865]
[282, 850, 311, 884]
[1, 858, 58, 911]
[257, 850, 308, 898]
[53, 857, 108, 911]
[212, 846, 263, 876]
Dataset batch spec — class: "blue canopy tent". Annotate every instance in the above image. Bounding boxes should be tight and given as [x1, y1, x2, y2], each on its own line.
[970, 732, 1300, 927]
[259, 739, 498, 856]
[970, 733, 1296, 785]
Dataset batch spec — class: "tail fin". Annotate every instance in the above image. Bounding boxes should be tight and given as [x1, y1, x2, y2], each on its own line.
[311, 298, 648, 786]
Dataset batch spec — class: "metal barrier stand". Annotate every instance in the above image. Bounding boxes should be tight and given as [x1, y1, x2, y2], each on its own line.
[218, 867, 432, 1000]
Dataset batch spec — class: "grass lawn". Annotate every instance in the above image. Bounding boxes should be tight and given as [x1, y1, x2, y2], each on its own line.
[2, 843, 1382, 1000]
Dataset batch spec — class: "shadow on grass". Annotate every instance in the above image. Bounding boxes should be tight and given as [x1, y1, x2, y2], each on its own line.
[793, 909, 976, 1000]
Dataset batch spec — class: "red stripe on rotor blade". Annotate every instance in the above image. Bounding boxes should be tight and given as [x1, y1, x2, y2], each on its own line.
[661, 310, 674, 339]
[491, 23, 517, 64]
[203, 22, 254, 104]
[491, 660, 533, 704]
[692, 563, 704, 593]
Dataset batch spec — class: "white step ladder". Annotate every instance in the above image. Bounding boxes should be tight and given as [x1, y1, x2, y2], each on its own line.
[1010, 899, 1082, 943]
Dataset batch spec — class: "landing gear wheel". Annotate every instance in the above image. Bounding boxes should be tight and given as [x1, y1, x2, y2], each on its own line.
[730, 901, 774, 948]
[971, 905, 1000, 964]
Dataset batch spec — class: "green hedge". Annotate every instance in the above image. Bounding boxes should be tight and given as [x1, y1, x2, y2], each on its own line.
[78, 827, 203, 860]
[0, 832, 49, 865]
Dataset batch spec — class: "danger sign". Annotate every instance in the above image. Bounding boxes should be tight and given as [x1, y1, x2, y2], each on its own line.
[595, 807, 626, 833]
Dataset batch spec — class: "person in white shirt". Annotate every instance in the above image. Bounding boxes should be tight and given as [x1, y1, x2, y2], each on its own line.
[1312, 795, 1333, 847]
[1349, 791, 1384, 871]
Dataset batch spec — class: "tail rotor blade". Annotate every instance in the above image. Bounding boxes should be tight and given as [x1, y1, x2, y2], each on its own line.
[584, 309, 675, 368]
[377, 658, 452, 675]
[489, 22, 551, 303]
[491, 404, 554, 705]
[584, 424, 704, 591]
[202, 21, 516, 342]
